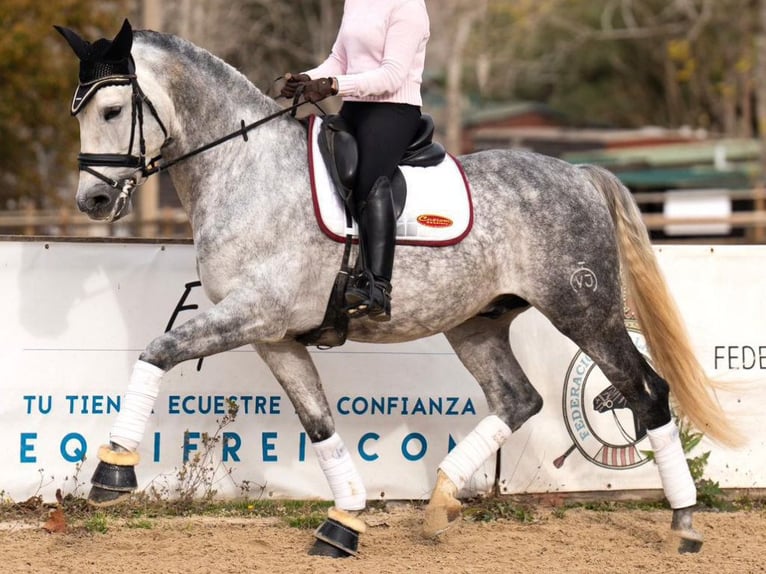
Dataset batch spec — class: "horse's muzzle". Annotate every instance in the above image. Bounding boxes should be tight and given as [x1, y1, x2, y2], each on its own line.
[77, 183, 132, 221]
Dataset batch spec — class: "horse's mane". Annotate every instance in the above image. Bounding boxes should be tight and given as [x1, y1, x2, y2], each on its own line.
[133, 29, 276, 113]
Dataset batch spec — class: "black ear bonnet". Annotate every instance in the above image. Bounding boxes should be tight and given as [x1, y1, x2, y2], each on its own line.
[54, 19, 135, 115]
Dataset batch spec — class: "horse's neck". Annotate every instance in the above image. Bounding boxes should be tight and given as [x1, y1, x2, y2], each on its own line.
[134, 35, 299, 219]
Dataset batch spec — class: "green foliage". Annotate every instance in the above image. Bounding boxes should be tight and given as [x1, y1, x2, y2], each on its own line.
[678, 422, 727, 509]
[469, 0, 758, 134]
[126, 517, 153, 529]
[282, 502, 332, 529]
[83, 511, 109, 534]
[463, 497, 536, 524]
[0, 0, 128, 207]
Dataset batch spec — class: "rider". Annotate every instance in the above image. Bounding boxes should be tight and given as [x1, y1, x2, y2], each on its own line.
[281, 0, 430, 322]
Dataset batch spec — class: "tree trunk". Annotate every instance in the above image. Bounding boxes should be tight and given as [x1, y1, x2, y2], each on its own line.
[758, 0, 766, 180]
[444, 0, 488, 154]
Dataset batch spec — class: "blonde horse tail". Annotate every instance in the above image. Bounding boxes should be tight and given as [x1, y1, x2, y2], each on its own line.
[580, 164, 742, 448]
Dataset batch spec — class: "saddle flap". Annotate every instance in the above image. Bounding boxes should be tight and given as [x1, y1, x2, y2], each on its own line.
[391, 170, 406, 220]
[318, 116, 357, 202]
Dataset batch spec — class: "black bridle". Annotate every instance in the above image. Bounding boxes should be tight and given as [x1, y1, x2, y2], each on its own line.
[77, 76, 167, 204]
[77, 74, 311, 218]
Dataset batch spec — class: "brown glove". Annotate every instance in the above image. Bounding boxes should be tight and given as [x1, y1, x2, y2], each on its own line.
[302, 77, 338, 103]
[280, 73, 310, 99]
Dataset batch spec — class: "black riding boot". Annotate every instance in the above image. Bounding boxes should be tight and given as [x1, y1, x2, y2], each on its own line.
[345, 176, 396, 321]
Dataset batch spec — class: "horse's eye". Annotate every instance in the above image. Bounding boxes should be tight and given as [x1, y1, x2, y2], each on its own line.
[103, 106, 122, 121]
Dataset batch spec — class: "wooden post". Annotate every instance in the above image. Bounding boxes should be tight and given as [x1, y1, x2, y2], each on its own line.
[752, 4, 766, 241]
[23, 203, 35, 236]
[59, 205, 70, 236]
[754, 187, 766, 243]
[444, 0, 488, 155]
[756, 0, 766, 242]
[137, 0, 163, 237]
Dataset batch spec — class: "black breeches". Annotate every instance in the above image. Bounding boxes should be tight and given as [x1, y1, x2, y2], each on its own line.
[339, 101, 421, 208]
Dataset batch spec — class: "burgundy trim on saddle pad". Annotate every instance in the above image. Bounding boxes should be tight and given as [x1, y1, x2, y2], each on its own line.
[307, 115, 473, 247]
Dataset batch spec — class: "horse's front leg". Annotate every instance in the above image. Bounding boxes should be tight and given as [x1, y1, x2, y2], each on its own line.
[255, 340, 367, 558]
[88, 291, 288, 506]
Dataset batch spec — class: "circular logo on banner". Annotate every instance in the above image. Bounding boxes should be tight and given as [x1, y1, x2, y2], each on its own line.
[560, 324, 652, 470]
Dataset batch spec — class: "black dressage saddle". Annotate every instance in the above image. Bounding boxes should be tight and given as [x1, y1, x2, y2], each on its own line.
[317, 114, 446, 218]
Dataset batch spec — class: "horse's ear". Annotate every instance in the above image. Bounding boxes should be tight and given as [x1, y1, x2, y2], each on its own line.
[54, 25, 91, 60]
[106, 19, 133, 60]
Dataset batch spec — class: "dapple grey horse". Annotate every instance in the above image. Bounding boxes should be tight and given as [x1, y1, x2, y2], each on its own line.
[56, 20, 739, 557]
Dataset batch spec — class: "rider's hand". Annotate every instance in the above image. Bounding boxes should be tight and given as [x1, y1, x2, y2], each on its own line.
[280, 73, 310, 99]
[302, 77, 338, 103]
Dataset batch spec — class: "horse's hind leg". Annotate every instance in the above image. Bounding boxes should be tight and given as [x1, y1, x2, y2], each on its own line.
[423, 315, 542, 537]
[556, 311, 702, 553]
[255, 340, 367, 557]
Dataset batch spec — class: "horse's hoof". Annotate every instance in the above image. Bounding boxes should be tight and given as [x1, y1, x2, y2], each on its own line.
[667, 528, 704, 554]
[668, 525, 704, 554]
[669, 506, 703, 554]
[309, 518, 360, 557]
[87, 485, 132, 507]
[308, 537, 354, 558]
[422, 499, 462, 538]
[677, 535, 704, 554]
[91, 461, 138, 491]
[422, 470, 462, 539]
[88, 460, 137, 507]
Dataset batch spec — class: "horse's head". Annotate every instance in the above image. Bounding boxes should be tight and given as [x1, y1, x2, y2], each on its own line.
[55, 19, 170, 222]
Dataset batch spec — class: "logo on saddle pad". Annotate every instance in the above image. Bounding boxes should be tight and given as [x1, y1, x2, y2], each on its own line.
[416, 214, 454, 228]
[557, 321, 652, 471]
[308, 116, 473, 246]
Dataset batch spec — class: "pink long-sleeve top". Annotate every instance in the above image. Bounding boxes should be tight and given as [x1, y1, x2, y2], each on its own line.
[304, 0, 430, 106]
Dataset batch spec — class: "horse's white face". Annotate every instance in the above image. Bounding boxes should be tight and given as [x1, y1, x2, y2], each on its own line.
[76, 82, 167, 221]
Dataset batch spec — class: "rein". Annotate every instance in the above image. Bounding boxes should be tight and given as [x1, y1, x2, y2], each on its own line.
[142, 99, 310, 176]
[146, 76, 323, 176]
[78, 74, 312, 219]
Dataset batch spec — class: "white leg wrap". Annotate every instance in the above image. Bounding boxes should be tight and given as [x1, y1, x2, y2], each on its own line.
[647, 420, 697, 509]
[439, 415, 512, 492]
[109, 360, 164, 451]
[313, 433, 366, 511]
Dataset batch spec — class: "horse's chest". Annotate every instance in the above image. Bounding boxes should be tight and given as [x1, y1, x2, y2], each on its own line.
[194, 237, 299, 307]
[194, 256, 237, 304]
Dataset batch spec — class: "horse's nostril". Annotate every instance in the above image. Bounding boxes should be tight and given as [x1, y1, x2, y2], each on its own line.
[85, 193, 111, 211]
[88, 192, 111, 209]
[78, 189, 113, 214]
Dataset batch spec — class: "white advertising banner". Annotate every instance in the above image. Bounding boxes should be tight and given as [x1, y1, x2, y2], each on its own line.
[0, 241, 763, 503]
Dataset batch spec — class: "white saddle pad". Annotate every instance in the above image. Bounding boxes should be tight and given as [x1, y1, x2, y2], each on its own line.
[308, 115, 473, 246]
